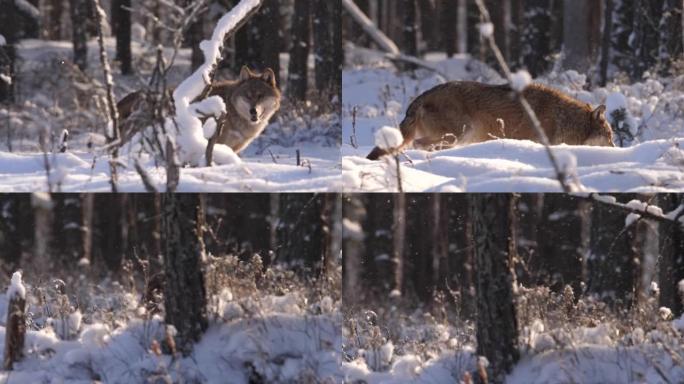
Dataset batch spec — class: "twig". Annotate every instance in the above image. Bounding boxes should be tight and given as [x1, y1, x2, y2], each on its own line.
[583, 193, 684, 228]
[474, 0, 571, 193]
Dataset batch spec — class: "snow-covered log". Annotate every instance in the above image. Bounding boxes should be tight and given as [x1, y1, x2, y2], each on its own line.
[342, 0, 400, 55]
[3, 271, 27, 370]
[172, 0, 262, 166]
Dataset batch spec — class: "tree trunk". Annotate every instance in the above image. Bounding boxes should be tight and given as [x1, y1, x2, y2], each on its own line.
[277, 194, 325, 273]
[363, 194, 394, 296]
[3, 273, 26, 370]
[611, 0, 635, 75]
[562, 0, 602, 73]
[0, 0, 18, 103]
[599, 0, 614, 86]
[471, 194, 519, 380]
[114, 0, 133, 74]
[70, 0, 88, 71]
[659, 194, 684, 316]
[32, 193, 54, 279]
[287, 0, 311, 101]
[442, 0, 458, 57]
[162, 193, 208, 355]
[343, 194, 366, 306]
[392, 193, 406, 296]
[402, 0, 418, 59]
[313, 0, 337, 97]
[259, 0, 280, 85]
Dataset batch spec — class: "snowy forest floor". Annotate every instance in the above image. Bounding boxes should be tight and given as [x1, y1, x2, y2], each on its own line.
[342, 286, 684, 384]
[0, 256, 342, 383]
[342, 45, 684, 192]
[0, 39, 341, 192]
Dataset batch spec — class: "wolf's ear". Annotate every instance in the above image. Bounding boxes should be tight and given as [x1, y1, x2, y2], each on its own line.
[592, 105, 606, 120]
[262, 68, 277, 88]
[239, 66, 253, 81]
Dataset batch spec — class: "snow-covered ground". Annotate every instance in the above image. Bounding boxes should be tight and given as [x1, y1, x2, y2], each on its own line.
[0, 265, 342, 383]
[341, 289, 684, 384]
[0, 36, 341, 192]
[342, 46, 684, 192]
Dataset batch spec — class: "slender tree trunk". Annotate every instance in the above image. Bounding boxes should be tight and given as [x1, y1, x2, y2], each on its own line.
[402, 0, 418, 61]
[392, 193, 406, 295]
[659, 194, 684, 316]
[563, 0, 602, 73]
[113, 0, 133, 74]
[259, 0, 280, 85]
[343, 194, 365, 305]
[313, 0, 336, 97]
[287, 0, 311, 101]
[70, 0, 88, 71]
[3, 273, 26, 370]
[599, 0, 614, 86]
[0, 0, 18, 103]
[442, 0, 458, 57]
[471, 194, 519, 380]
[162, 193, 208, 355]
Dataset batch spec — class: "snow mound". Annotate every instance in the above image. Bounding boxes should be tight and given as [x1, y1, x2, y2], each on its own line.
[7, 271, 26, 300]
[374, 126, 403, 150]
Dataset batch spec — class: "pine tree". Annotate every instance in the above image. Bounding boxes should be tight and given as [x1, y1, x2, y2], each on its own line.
[162, 193, 208, 355]
[471, 194, 519, 380]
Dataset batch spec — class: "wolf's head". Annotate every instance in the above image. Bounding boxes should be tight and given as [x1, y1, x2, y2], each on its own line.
[583, 105, 615, 147]
[231, 66, 281, 124]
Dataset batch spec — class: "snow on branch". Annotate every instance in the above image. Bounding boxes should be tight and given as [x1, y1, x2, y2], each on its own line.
[342, 0, 400, 55]
[585, 193, 684, 228]
[172, 0, 262, 166]
[14, 0, 40, 21]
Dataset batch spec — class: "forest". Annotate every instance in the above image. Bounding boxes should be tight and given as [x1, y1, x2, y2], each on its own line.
[0, 193, 342, 382]
[341, 0, 684, 192]
[0, 0, 342, 192]
[342, 193, 684, 383]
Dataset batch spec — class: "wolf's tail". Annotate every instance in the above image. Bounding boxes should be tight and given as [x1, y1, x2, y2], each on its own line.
[366, 108, 419, 160]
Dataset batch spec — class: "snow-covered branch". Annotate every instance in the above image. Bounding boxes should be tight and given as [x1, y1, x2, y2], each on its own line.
[585, 193, 684, 228]
[172, 0, 262, 166]
[92, 0, 120, 192]
[342, 0, 400, 55]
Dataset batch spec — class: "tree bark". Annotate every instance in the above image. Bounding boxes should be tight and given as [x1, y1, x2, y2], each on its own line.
[441, 0, 458, 57]
[70, 0, 89, 71]
[471, 194, 519, 380]
[114, 0, 133, 74]
[287, 0, 311, 101]
[599, 0, 614, 86]
[162, 193, 208, 355]
[258, 0, 280, 85]
[392, 193, 406, 295]
[0, 0, 18, 103]
[3, 279, 26, 370]
[313, 0, 337, 96]
[562, 0, 602, 73]
[658, 194, 684, 316]
[343, 194, 366, 306]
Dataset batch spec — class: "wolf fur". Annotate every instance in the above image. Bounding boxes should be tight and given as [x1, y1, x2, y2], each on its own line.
[367, 81, 614, 160]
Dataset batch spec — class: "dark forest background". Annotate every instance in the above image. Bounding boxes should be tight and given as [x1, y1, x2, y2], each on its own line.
[343, 0, 684, 84]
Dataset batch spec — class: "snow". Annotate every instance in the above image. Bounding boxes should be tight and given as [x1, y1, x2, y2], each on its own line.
[0, 276, 342, 383]
[7, 271, 26, 300]
[0, 34, 5, 46]
[478, 22, 494, 38]
[173, 0, 261, 166]
[342, 49, 684, 192]
[0, 74, 11, 84]
[0, 20, 340, 192]
[374, 126, 403, 150]
[510, 70, 532, 92]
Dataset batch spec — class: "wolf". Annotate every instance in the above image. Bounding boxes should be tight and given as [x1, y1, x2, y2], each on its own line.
[117, 66, 281, 154]
[366, 81, 614, 160]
